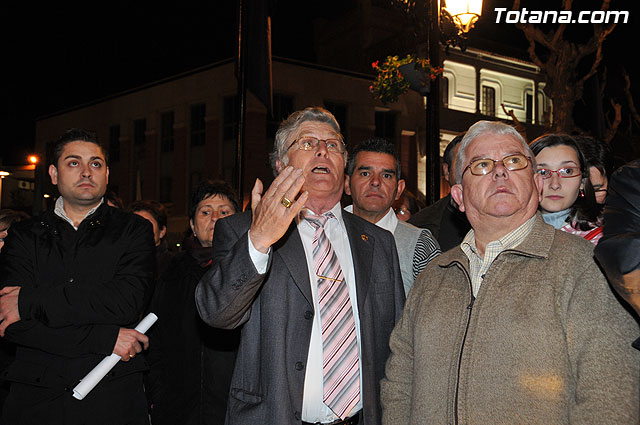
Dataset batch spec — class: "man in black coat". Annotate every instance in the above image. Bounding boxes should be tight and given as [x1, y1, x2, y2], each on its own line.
[0, 129, 155, 424]
[408, 135, 469, 251]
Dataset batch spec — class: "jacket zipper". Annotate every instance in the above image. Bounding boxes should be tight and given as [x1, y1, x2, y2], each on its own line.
[454, 266, 474, 425]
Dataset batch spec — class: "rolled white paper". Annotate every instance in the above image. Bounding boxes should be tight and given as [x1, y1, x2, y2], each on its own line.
[72, 312, 158, 400]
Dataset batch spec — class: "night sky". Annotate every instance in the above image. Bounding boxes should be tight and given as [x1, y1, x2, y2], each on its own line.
[1, 0, 638, 164]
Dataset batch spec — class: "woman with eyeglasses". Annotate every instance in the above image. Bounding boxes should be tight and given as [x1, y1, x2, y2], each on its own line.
[530, 134, 603, 244]
[146, 180, 241, 425]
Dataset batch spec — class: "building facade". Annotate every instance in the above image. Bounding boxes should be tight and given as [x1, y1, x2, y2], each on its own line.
[35, 49, 549, 246]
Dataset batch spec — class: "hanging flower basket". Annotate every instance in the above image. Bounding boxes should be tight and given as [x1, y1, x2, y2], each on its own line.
[370, 55, 443, 104]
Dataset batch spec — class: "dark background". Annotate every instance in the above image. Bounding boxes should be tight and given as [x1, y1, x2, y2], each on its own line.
[1, 0, 638, 164]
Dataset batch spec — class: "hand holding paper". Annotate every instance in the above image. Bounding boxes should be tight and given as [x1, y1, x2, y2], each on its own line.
[72, 312, 158, 400]
[113, 328, 149, 361]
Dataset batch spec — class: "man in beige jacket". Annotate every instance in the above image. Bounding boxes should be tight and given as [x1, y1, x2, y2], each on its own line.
[381, 121, 640, 424]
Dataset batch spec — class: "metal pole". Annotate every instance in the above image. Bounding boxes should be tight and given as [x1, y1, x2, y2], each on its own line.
[236, 0, 247, 206]
[425, 0, 441, 205]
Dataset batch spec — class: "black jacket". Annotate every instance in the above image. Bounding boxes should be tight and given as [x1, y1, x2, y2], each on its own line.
[147, 237, 239, 425]
[0, 203, 155, 402]
[408, 194, 470, 251]
[594, 160, 640, 350]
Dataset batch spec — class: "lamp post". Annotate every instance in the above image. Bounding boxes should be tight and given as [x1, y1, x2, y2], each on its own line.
[30, 154, 45, 216]
[0, 171, 10, 209]
[425, 0, 441, 206]
[425, 0, 481, 205]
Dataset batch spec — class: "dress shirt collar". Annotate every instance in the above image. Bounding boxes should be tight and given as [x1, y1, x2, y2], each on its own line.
[343, 205, 397, 233]
[461, 213, 537, 261]
[299, 202, 346, 230]
[54, 196, 104, 230]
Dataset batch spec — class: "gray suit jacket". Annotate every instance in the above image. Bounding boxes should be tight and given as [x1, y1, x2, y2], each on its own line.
[195, 210, 405, 425]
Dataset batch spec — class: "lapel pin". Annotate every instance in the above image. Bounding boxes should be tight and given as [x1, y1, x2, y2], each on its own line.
[361, 234, 369, 241]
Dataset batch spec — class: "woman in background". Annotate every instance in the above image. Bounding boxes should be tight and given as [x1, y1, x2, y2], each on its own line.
[146, 180, 240, 425]
[530, 134, 603, 244]
[574, 135, 615, 204]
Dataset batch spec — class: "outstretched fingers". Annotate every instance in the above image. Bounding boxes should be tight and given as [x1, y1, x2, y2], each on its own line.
[249, 166, 306, 252]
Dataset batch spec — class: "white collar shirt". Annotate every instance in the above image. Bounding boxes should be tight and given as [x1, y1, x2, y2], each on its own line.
[54, 196, 104, 231]
[344, 204, 398, 234]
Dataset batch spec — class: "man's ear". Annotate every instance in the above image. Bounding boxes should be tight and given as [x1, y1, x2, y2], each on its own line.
[275, 159, 285, 174]
[450, 183, 465, 212]
[534, 173, 544, 202]
[395, 179, 406, 201]
[48, 164, 58, 185]
[159, 226, 167, 240]
[442, 164, 450, 184]
[344, 175, 351, 196]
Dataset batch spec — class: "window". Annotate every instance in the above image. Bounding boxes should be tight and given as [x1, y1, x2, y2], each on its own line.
[482, 86, 496, 117]
[109, 125, 120, 163]
[442, 77, 449, 108]
[160, 111, 174, 152]
[324, 101, 348, 141]
[374, 110, 396, 142]
[190, 103, 206, 146]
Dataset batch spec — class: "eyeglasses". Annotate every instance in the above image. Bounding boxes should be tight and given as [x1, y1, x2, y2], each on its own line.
[462, 153, 531, 177]
[287, 136, 345, 153]
[535, 167, 581, 179]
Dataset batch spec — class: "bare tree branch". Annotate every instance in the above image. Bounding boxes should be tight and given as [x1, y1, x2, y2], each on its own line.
[603, 99, 622, 144]
[501, 103, 528, 138]
[624, 71, 640, 126]
[511, 0, 617, 133]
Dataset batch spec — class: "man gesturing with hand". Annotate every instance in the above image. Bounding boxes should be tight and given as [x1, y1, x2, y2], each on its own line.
[196, 107, 404, 425]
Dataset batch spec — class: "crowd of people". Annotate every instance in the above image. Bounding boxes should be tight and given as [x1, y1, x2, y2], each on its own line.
[0, 108, 638, 425]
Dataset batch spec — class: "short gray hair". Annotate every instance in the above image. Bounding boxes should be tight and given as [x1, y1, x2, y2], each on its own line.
[454, 120, 536, 183]
[269, 107, 346, 174]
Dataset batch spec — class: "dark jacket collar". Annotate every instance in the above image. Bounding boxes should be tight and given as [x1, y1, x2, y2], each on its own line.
[39, 202, 112, 236]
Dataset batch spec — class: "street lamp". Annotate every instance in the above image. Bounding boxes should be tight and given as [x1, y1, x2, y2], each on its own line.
[439, 0, 483, 51]
[0, 171, 9, 209]
[442, 0, 482, 34]
[425, 0, 482, 205]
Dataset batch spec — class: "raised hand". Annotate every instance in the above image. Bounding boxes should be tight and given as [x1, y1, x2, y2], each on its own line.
[249, 166, 308, 253]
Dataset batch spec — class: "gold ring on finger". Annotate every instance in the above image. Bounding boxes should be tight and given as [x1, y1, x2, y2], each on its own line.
[280, 196, 293, 209]
[129, 354, 135, 358]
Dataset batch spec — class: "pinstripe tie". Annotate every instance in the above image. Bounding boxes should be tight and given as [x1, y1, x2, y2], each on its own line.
[304, 212, 360, 419]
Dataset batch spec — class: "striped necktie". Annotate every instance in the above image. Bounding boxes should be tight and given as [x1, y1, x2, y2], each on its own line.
[304, 212, 360, 419]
